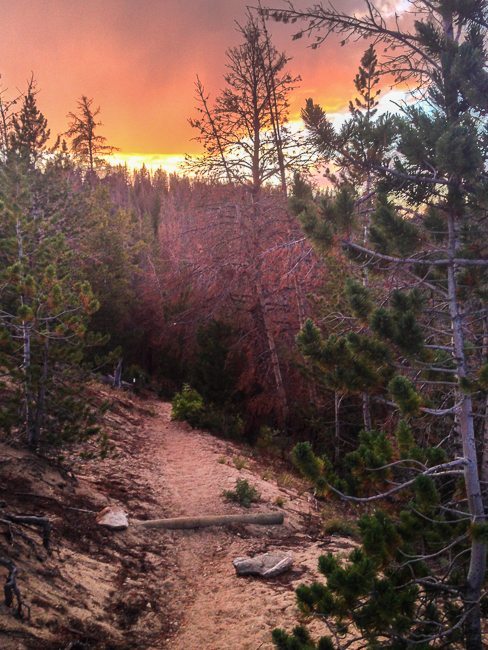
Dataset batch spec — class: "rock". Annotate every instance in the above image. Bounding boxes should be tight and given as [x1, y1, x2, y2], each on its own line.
[96, 506, 129, 530]
[233, 551, 293, 578]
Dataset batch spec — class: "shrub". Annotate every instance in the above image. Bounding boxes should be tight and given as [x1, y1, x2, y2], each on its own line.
[223, 478, 260, 508]
[277, 472, 296, 489]
[232, 455, 247, 470]
[197, 406, 244, 440]
[323, 517, 359, 539]
[171, 384, 204, 426]
[255, 425, 287, 456]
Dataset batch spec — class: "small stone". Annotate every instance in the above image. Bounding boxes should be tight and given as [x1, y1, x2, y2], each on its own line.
[233, 551, 293, 578]
[96, 506, 129, 530]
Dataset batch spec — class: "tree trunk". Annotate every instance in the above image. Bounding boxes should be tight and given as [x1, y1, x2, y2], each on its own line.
[133, 511, 284, 530]
[32, 332, 49, 449]
[16, 218, 36, 447]
[22, 321, 37, 448]
[334, 392, 342, 463]
[256, 279, 289, 427]
[113, 358, 123, 389]
[362, 393, 372, 430]
[447, 211, 486, 650]
[258, 15, 287, 195]
[481, 316, 488, 500]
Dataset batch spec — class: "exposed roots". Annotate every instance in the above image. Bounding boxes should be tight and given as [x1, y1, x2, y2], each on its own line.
[0, 511, 51, 620]
[0, 555, 30, 619]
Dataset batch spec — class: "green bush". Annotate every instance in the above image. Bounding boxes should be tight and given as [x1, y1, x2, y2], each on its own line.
[256, 425, 279, 453]
[171, 384, 204, 426]
[323, 517, 359, 539]
[197, 406, 244, 440]
[223, 478, 260, 508]
[171, 385, 244, 440]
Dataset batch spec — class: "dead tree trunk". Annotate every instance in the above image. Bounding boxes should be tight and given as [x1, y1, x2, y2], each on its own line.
[255, 278, 289, 427]
[113, 358, 123, 389]
[132, 511, 284, 530]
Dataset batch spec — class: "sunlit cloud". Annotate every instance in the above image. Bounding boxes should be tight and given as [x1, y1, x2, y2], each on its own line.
[108, 87, 410, 176]
[108, 153, 185, 174]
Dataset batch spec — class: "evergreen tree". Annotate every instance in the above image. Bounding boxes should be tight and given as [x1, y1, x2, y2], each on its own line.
[9, 77, 57, 166]
[0, 161, 102, 447]
[0, 95, 103, 448]
[266, 1, 488, 648]
[192, 320, 238, 406]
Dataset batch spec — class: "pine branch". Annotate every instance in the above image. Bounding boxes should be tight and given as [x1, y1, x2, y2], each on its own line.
[343, 240, 488, 267]
[328, 458, 468, 503]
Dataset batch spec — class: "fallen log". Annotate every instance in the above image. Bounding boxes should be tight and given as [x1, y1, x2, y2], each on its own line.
[132, 511, 284, 530]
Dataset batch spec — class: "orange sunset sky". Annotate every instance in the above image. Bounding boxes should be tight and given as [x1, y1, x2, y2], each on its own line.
[0, 0, 409, 173]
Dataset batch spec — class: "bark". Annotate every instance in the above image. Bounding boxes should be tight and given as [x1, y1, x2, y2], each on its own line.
[88, 131, 94, 174]
[447, 211, 486, 650]
[0, 556, 26, 618]
[32, 330, 49, 449]
[132, 511, 284, 530]
[481, 392, 488, 507]
[362, 393, 372, 430]
[113, 358, 123, 389]
[481, 315, 488, 498]
[256, 278, 289, 427]
[16, 218, 36, 447]
[3, 514, 51, 550]
[22, 321, 35, 447]
[249, 170, 288, 427]
[258, 9, 287, 195]
[251, 72, 262, 199]
[334, 392, 341, 463]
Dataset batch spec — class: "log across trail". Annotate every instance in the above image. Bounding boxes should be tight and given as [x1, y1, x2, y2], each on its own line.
[132, 511, 284, 530]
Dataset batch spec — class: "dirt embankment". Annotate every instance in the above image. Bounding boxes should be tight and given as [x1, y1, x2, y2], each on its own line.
[0, 388, 354, 649]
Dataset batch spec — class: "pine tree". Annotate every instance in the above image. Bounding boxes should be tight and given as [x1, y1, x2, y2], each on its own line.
[265, 1, 488, 647]
[9, 77, 57, 166]
[0, 133, 102, 448]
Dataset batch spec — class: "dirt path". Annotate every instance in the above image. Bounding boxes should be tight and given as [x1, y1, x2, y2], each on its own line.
[1, 392, 353, 650]
[133, 402, 351, 650]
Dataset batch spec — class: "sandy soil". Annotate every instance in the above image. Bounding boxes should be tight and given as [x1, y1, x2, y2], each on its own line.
[1, 390, 354, 649]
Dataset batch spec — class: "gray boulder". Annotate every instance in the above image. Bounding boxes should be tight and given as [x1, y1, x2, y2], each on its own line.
[233, 551, 293, 578]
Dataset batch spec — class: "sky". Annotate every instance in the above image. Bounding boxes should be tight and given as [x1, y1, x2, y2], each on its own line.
[0, 0, 408, 173]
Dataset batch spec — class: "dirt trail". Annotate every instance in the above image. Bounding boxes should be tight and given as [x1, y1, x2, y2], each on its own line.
[1, 392, 353, 650]
[134, 402, 351, 650]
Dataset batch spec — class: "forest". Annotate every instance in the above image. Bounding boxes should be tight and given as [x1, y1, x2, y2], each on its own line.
[0, 1, 487, 649]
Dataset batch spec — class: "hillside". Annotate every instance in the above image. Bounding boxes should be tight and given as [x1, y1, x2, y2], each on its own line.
[0, 386, 353, 649]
